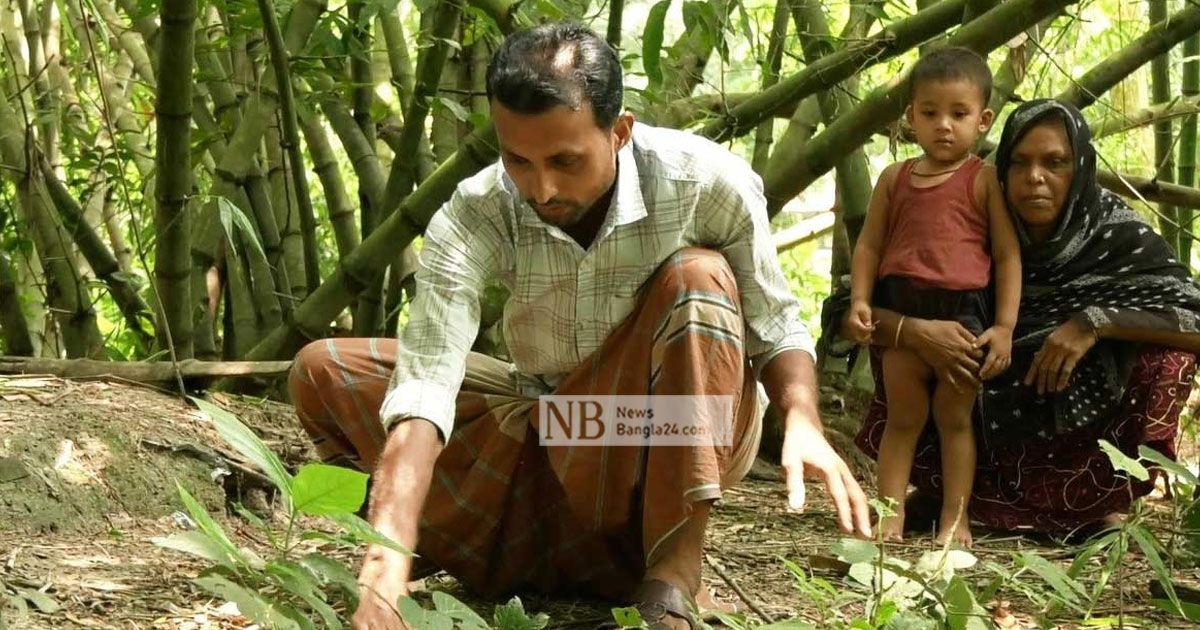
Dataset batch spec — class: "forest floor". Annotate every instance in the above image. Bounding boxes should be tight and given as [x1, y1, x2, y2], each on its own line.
[0, 375, 1198, 628]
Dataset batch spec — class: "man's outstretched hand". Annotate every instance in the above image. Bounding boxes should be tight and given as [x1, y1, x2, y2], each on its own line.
[780, 417, 873, 538]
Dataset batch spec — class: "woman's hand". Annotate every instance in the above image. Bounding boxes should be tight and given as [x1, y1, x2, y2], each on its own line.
[843, 300, 875, 344]
[905, 318, 984, 390]
[1024, 318, 1098, 395]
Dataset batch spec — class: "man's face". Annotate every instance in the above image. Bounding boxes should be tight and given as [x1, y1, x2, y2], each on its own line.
[492, 99, 633, 228]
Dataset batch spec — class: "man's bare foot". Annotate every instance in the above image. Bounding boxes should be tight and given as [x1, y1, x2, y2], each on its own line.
[936, 513, 972, 547]
[695, 584, 737, 617]
[879, 513, 905, 543]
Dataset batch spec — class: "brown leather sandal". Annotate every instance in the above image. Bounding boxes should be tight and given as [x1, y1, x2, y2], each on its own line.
[601, 578, 697, 630]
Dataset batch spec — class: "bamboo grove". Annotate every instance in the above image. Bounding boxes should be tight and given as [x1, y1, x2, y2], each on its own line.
[0, 0, 1198, 365]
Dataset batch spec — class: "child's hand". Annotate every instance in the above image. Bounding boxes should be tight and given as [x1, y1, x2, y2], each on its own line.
[974, 325, 1013, 380]
[844, 300, 875, 344]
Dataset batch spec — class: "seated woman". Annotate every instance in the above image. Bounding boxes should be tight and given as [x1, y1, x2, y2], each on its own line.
[837, 99, 1200, 534]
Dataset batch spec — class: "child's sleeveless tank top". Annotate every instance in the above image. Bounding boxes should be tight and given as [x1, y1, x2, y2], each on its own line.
[877, 155, 991, 291]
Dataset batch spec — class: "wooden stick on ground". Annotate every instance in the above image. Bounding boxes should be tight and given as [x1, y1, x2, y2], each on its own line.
[0, 357, 294, 384]
[704, 553, 778, 623]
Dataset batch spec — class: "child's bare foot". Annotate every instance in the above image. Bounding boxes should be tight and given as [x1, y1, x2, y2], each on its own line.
[879, 513, 906, 542]
[936, 515, 973, 547]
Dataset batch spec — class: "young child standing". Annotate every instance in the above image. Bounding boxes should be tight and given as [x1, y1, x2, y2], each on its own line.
[846, 47, 1021, 546]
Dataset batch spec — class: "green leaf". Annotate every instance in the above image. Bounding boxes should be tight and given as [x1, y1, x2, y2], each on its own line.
[944, 576, 988, 630]
[757, 620, 817, 630]
[833, 538, 878, 564]
[328, 512, 411, 555]
[432, 591, 489, 630]
[642, 0, 672, 90]
[1137, 445, 1198, 484]
[1152, 597, 1200, 622]
[1017, 551, 1085, 607]
[212, 198, 267, 260]
[398, 596, 454, 630]
[1097, 439, 1150, 481]
[493, 596, 549, 630]
[193, 574, 302, 629]
[151, 530, 240, 569]
[1127, 524, 1182, 614]
[299, 553, 360, 608]
[293, 463, 369, 516]
[14, 588, 59, 614]
[611, 606, 643, 628]
[190, 396, 293, 502]
[174, 483, 259, 568]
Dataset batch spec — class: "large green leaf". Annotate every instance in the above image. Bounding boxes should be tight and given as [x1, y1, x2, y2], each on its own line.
[300, 553, 360, 609]
[1098, 439, 1150, 481]
[292, 463, 369, 516]
[432, 591, 489, 630]
[1137, 445, 1198, 484]
[493, 597, 549, 630]
[193, 574, 302, 630]
[398, 595, 454, 630]
[833, 538, 878, 564]
[642, 0, 672, 90]
[944, 576, 988, 630]
[190, 396, 293, 503]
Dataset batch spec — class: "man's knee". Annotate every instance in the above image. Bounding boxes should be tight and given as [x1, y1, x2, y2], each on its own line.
[289, 339, 335, 394]
[650, 248, 738, 298]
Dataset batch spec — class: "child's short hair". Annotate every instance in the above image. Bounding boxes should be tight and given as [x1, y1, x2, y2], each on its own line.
[908, 47, 992, 105]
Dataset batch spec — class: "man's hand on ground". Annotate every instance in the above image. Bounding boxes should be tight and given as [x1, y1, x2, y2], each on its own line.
[780, 419, 873, 539]
[351, 545, 409, 629]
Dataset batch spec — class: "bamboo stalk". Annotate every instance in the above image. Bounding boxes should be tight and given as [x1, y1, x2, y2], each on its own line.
[153, 0, 197, 359]
[0, 252, 35, 356]
[700, 0, 968, 143]
[750, 0, 789, 175]
[381, 0, 463, 214]
[1180, 32, 1199, 266]
[297, 104, 359, 259]
[1150, 1, 1178, 255]
[237, 122, 499, 364]
[1060, 4, 1200, 110]
[0, 356, 295, 382]
[605, 0, 623, 50]
[256, 0, 319, 294]
[40, 157, 154, 349]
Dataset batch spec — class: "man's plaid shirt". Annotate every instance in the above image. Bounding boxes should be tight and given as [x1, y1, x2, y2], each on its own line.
[381, 123, 815, 439]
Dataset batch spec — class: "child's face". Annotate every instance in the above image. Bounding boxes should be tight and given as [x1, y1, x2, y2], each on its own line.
[905, 79, 994, 164]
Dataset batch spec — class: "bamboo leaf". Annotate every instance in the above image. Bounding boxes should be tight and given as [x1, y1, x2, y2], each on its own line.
[152, 530, 240, 569]
[13, 588, 59, 614]
[190, 396, 293, 502]
[292, 463, 369, 516]
[328, 512, 411, 555]
[1127, 523, 1182, 614]
[213, 197, 268, 260]
[1017, 551, 1085, 607]
[173, 483, 258, 568]
[643, 0, 672, 90]
[1098, 439, 1150, 481]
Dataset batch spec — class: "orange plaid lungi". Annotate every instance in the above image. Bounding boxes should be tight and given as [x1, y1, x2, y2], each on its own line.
[288, 248, 762, 597]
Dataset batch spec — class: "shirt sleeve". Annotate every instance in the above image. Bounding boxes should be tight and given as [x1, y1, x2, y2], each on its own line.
[378, 188, 506, 441]
[700, 158, 816, 376]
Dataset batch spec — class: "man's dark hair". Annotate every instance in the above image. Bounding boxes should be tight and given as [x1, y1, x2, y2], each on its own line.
[486, 22, 623, 128]
[908, 46, 993, 105]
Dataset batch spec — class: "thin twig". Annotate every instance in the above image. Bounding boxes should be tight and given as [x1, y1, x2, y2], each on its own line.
[703, 553, 777, 623]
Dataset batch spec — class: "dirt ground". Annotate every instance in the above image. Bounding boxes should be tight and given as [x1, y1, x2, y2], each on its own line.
[1, 375, 1198, 628]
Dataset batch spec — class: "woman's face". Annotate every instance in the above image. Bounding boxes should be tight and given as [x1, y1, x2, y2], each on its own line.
[1005, 121, 1076, 242]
